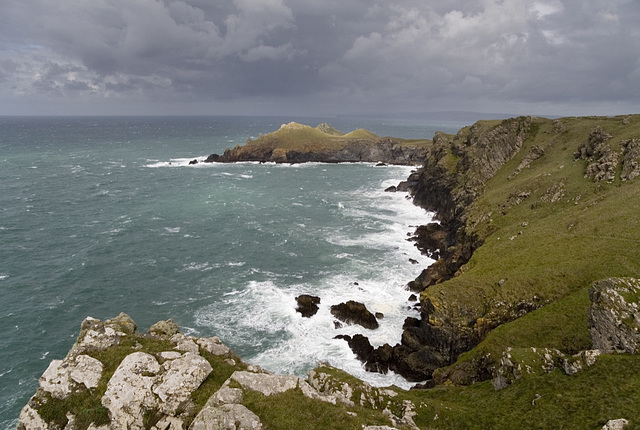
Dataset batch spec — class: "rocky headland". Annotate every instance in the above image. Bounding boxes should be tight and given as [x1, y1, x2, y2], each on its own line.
[19, 114, 640, 429]
[203, 122, 430, 165]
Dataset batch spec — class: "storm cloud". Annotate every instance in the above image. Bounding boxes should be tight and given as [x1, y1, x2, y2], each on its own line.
[1, 0, 638, 115]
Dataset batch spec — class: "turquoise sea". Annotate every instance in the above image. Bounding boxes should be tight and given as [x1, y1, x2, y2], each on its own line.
[0, 115, 464, 428]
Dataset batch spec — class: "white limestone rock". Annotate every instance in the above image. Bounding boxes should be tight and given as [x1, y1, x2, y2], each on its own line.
[102, 352, 162, 430]
[190, 403, 262, 430]
[197, 336, 231, 356]
[229, 371, 301, 396]
[153, 352, 212, 415]
[18, 404, 50, 430]
[70, 355, 104, 390]
[171, 333, 200, 354]
[602, 418, 629, 430]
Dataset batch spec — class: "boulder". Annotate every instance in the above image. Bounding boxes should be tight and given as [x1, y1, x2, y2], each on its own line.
[197, 336, 231, 356]
[295, 294, 321, 318]
[148, 318, 180, 337]
[602, 419, 629, 430]
[153, 352, 212, 415]
[102, 352, 162, 429]
[330, 301, 379, 330]
[190, 404, 262, 430]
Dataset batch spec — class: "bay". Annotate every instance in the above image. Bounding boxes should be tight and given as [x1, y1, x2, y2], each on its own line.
[0, 115, 463, 428]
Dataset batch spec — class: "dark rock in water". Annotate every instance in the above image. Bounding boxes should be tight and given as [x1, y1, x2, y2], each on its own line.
[295, 294, 321, 318]
[375, 312, 384, 319]
[409, 258, 419, 265]
[333, 321, 343, 329]
[330, 301, 379, 330]
[384, 185, 397, 192]
[408, 294, 418, 302]
[189, 159, 198, 165]
[376, 162, 387, 167]
[204, 153, 222, 163]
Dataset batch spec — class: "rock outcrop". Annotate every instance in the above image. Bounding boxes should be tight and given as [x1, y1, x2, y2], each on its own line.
[295, 294, 321, 318]
[588, 277, 640, 353]
[330, 301, 379, 330]
[18, 314, 414, 430]
[204, 122, 430, 166]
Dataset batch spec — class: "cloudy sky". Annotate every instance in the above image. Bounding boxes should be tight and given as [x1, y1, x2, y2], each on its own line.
[1, 0, 639, 116]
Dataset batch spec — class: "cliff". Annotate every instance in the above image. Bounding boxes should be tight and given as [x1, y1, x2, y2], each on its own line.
[203, 122, 430, 165]
[388, 115, 640, 386]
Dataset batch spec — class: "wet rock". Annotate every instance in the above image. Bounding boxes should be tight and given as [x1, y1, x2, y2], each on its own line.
[330, 301, 379, 329]
[384, 185, 397, 192]
[295, 294, 321, 318]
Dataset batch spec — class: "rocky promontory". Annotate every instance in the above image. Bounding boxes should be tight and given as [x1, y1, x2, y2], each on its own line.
[204, 122, 430, 165]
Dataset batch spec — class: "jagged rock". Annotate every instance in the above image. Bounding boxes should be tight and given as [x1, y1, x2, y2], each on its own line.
[621, 138, 640, 181]
[189, 159, 198, 165]
[508, 145, 545, 179]
[197, 336, 231, 356]
[38, 354, 104, 400]
[106, 312, 138, 335]
[330, 301, 379, 329]
[18, 404, 50, 430]
[602, 418, 629, 430]
[575, 126, 619, 182]
[171, 333, 200, 353]
[588, 277, 640, 353]
[295, 294, 321, 318]
[148, 318, 180, 337]
[153, 352, 212, 415]
[228, 371, 302, 396]
[151, 416, 184, 430]
[384, 185, 397, 192]
[190, 404, 262, 430]
[102, 352, 162, 429]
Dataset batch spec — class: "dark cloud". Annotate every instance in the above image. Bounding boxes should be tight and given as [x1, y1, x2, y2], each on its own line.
[0, 0, 638, 115]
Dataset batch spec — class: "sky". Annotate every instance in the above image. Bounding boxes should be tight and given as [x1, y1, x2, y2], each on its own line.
[0, 0, 639, 117]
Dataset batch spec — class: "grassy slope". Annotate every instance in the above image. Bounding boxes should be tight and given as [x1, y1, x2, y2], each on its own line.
[424, 115, 640, 329]
[235, 122, 431, 155]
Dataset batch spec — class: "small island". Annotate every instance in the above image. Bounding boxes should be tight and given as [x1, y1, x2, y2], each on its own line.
[204, 122, 431, 165]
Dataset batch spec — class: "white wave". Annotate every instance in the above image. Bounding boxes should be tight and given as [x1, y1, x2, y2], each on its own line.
[145, 156, 210, 168]
[164, 227, 180, 233]
[0, 275, 8, 280]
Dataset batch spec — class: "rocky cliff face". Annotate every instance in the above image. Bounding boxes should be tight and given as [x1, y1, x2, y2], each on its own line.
[371, 117, 534, 380]
[206, 138, 428, 165]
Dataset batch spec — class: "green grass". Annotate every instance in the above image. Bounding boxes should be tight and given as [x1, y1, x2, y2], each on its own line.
[242, 386, 394, 430]
[423, 115, 640, 339]
[401, 354, 640, 429]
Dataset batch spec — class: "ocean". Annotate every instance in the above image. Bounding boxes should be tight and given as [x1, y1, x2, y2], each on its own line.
[0, 115, 464, 428]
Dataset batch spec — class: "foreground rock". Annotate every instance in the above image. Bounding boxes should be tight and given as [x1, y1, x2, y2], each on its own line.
[18, 314, 414, 430]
